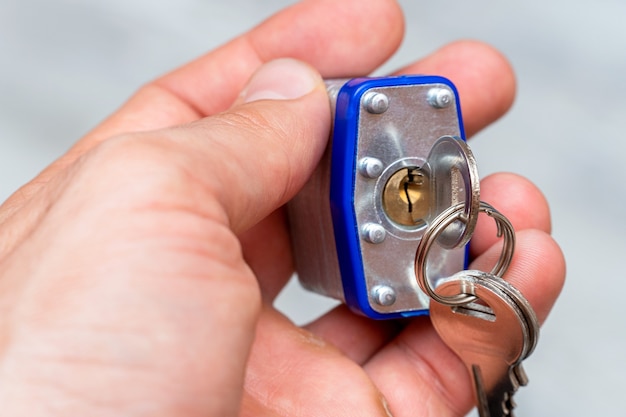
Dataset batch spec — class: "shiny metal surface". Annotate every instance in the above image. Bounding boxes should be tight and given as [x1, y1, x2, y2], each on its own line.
[354, 83, 467, 314]
[287, 133, 345, 301]
[463, 270, 540, 360]
[430, 273, 536, 417]
[426, 136, 481, 248]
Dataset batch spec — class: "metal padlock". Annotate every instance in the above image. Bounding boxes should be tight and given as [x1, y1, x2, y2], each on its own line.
[288, 75, 478, 319]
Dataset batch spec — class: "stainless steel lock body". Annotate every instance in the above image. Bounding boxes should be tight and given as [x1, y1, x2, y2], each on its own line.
[288, 76, 476, 319]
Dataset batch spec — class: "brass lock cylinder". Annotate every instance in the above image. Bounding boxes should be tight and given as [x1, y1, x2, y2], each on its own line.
[382, 167, 431, 228]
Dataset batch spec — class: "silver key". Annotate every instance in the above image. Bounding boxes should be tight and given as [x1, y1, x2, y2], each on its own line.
[429, 272, 539, 417]
[473, 270, 540, 361]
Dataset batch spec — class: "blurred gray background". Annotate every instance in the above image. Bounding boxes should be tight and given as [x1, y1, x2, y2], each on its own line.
[1, 0, 622, 415]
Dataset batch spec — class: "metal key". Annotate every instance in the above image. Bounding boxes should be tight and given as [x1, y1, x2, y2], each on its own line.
[473, 270, 540, 361]
[429, 272, 539, 417]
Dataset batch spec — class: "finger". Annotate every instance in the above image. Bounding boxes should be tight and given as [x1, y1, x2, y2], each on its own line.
[470, 172, 552, 257]
[0, 59, 330, 262]
[242, 307, 395, 417]
[183, 59, 332, 233]
[70, 0, 404, 159]
[468, 229, 566, 323]
[0, 0, 404, 233]
[155, 0, 405, 117]
[304, 305, 405, 364]
[362, 230, 565, 417]
[394, 40, 516, 138]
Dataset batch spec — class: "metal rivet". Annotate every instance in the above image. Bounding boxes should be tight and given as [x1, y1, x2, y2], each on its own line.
[372, 285, 397, 306]
[362, 223, 387, 244]
[427, 87, 454, 109]
[358, 157, 384, 178]
[363, 92, 389, 114]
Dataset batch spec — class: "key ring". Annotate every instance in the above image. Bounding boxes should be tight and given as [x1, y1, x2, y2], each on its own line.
[415, 201, 516, 306]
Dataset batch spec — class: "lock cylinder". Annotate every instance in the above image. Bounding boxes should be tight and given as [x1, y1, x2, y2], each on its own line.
[382, 166, 430, 228]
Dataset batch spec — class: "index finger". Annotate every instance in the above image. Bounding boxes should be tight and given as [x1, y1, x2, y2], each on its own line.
[2, 0, 404, 219]
[77, 0, 405, 150]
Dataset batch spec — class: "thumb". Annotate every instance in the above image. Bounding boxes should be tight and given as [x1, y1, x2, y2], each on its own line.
[236, 58, 327, 104]
[183, 58, 331, 233]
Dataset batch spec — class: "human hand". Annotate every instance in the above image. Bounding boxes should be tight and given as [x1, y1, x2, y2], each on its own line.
[0, 0, 565, 416]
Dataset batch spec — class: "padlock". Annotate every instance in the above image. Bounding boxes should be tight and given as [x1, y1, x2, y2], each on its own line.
[288, 76, 479, 319]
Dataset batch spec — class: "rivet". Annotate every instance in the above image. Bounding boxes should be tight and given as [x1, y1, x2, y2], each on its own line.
[363, 92, 389, 114]
[427, 87, 453, 109]
[358, 157, 384, 178]
[362, 223, 387, 244]
[372, 285, 397, 306]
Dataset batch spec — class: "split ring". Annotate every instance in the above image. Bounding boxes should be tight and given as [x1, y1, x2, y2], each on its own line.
[415, 201, 516, 306]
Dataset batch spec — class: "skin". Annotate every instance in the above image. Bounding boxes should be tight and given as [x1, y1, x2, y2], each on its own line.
[0, 0, 565, 416]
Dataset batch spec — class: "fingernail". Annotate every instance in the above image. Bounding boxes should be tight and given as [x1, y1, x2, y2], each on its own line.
[242, 58, 321, 103]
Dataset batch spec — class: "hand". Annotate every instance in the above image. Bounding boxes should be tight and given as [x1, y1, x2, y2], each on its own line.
[0, 0, 565, 416]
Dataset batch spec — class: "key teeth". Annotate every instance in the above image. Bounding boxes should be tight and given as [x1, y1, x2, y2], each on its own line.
[502, 362, 528, 417]
[496, 367, 525, 417]
[502, 364, 528, 416]
[502, 391, 517, 416]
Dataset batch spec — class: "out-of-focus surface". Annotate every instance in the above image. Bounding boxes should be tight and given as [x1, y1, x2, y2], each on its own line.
[1, 1, 622, 415]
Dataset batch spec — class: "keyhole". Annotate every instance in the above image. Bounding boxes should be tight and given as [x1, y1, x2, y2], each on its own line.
[382, 167, 430, 227]
[402, 168, 423, 214]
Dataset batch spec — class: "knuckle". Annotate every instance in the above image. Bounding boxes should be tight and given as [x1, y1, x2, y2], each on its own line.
[212, 106, 295, 145]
